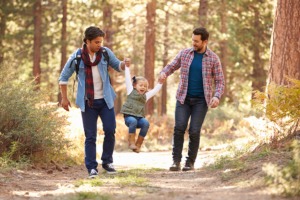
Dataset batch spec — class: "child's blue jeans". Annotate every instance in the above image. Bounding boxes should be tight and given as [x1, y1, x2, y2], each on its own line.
[124, 115, 149, 137]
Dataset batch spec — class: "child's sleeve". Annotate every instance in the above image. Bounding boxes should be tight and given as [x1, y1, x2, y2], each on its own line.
[145, 83, 163, 101]
[125, 67, 133, 95]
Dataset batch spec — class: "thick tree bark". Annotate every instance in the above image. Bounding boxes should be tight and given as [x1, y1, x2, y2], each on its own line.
[198, 0, 208, 27]
[60, 0, 67, 72]
[251, 5, 266, 98]
[33, 0, 42, 89]
[102, 0, 123, 113]
[103, 0, 113, 50]
[145, 0, 156, 115]
[160, 4, 169, 115]
[58, 0, 67, 102]
[268, 0, 300, 85]
[219, 0, 228, 102]
[0, 0, 9, 66]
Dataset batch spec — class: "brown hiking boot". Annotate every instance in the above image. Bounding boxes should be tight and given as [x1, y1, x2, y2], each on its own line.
[133, 136, 144, 153]
[182, 161, 194, 171]
[128, 134, 137, 150]
[169, 162, 181, 171]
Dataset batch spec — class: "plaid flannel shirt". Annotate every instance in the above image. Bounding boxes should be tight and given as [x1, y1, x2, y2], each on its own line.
[161, 47, 225, 105]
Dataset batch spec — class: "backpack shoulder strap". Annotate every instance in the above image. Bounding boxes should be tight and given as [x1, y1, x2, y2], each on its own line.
[68, 48, 82, 93]
[101, 47, 109, 67]
[74, 48, 81, 76]
[101, 47, 111, 84]
[69, 48, 81, 77]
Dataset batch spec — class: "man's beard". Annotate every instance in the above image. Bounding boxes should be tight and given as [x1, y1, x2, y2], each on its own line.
[194, 46, 203, 52]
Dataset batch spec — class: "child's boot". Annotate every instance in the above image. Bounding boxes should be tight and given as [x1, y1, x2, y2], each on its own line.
[128, 134, 137, 150]
[133, 136, 144, 153]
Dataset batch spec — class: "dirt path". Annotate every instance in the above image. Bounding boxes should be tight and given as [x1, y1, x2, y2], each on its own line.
[0, 150, 294, 200]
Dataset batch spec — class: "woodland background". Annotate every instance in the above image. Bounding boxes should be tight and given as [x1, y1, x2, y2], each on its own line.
[0, 0, 280, 115]
[0, 0, 300, 155]
[0, 0, 300, 198]
[1, 0, 300, 165]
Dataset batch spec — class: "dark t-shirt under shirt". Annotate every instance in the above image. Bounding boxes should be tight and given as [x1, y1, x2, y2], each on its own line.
[187, 51, 205, 98]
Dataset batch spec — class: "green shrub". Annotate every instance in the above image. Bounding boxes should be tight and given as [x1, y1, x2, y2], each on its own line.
[253, 78, 300, 197]
[253, 78, 300, 140]
[0, 68, 70, 164]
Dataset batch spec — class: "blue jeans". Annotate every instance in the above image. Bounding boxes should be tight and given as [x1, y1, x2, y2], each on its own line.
[124, 115, 150, 137]
[172, 97, 208, 163]
[81, 99, 116, 172]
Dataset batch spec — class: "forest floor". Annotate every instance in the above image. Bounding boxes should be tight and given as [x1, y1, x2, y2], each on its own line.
[0, 148, 297, 200]
[1, 108, 298, 200]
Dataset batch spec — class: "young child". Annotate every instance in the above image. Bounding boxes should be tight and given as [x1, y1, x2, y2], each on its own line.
[120, 65, 165, 153]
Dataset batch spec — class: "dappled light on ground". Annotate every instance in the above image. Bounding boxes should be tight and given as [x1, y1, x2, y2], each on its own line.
[1, 106, 299, 199]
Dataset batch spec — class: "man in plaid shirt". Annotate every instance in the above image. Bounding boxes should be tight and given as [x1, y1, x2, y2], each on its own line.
[159, 27, 225, 171]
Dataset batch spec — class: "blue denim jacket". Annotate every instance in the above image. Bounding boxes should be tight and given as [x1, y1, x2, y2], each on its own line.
[59, 47, 123, 112]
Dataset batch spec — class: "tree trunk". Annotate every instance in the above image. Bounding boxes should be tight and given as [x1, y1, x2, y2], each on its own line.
[103, 0, 122, 114]
[144, 0, 156, 115]
[268, 0, 300, 85]
[160, 3, 170, 115]
[103, 0, 113, 50]
[198, 0, 208, 27]
[33, 0, 42, 89]
[219, 0, 228, 102]
[60, 0, 67, 73]
[58, 0, 67, 102]
[0, 0, 9, 66]
[132, 18, 139, 76]
[251, 5, 266, 99]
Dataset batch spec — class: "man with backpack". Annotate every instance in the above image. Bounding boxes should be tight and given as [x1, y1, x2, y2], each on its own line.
[59, 26, 130, 178]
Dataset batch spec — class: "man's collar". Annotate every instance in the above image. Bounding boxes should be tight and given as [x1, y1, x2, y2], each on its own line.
[189, 47, 209, 55]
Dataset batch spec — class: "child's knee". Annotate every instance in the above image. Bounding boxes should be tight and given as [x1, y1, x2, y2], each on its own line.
[126, 118, 138, 127]
[144, 120, 150, 128]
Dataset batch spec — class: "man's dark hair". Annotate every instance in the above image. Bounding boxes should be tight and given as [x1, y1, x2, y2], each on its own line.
[83, 26, 105, 43]
[193, 27, 209, 41]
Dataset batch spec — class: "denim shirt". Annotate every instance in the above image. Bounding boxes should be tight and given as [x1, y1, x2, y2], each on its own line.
[59, 47, 123, 112]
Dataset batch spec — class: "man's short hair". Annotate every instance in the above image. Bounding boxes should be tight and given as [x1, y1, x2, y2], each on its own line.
[193, 27, 209, 41]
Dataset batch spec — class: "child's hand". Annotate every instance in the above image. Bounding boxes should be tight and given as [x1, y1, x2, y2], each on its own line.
[124, 58, 131, 67]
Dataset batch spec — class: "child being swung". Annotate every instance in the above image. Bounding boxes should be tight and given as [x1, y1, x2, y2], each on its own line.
[120, 66, 165, 153]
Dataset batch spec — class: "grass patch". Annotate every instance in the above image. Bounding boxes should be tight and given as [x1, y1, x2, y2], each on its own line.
[117, 168, 164, 174]
[249, 146, 272, 161]
[75, 168, 163, 188]
[112, 174, 147, 187]
[209, 155, 246, 171]
[207, 142, 253, 171]
[0, 155, 31, 172]
[61, 192, 111, 200]
[101, 168, 152, 187]
[74, 178, 104, 187]
[205, 141, 260, 182]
